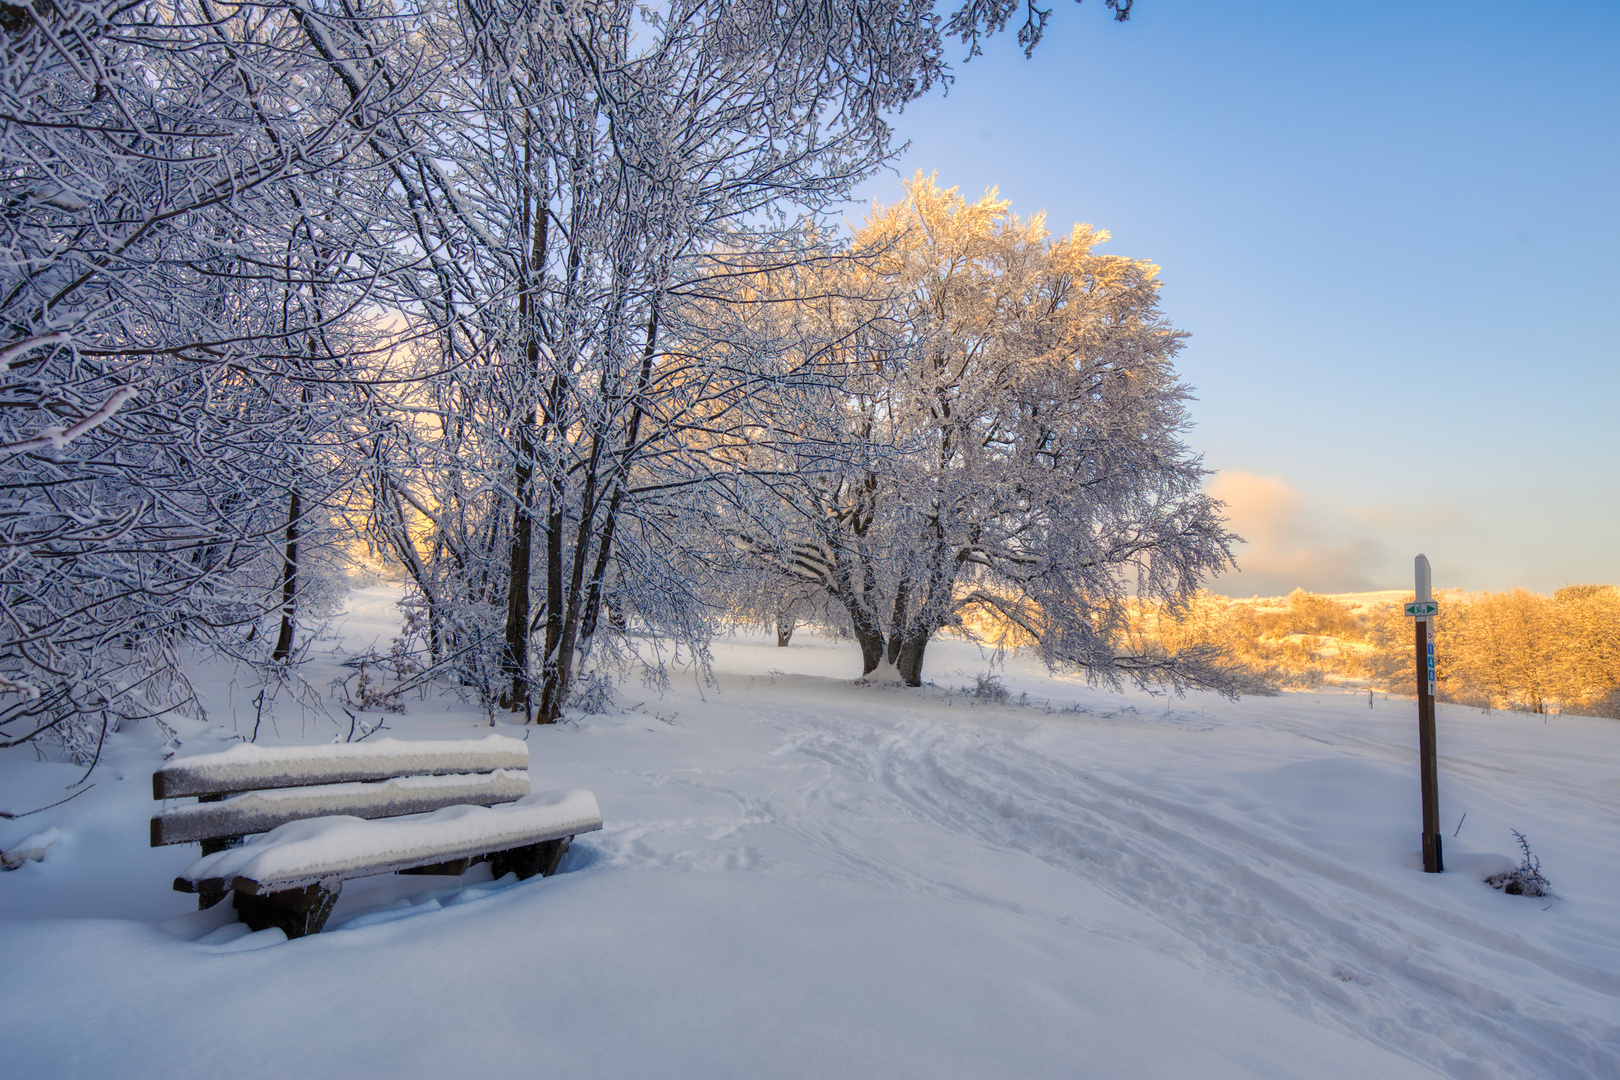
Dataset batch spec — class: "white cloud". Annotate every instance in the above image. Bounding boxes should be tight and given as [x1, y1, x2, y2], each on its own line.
[1204, 472, 1386, 597]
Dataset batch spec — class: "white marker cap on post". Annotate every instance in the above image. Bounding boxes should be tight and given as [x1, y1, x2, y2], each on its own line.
[1414, 554, 1432, 604]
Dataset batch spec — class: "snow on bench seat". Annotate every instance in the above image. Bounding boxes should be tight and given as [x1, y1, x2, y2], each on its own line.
[153, 734, 528, 799]
[176, 789, 603, 895]
[150, 770, 531, 847]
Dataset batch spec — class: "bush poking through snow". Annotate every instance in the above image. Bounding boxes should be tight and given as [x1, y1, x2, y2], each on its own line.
[340, 625, 425, 716]
[972, 673, 1009, 704]
[1486, 830, 1552, 897]
[569, 671, 618, 717]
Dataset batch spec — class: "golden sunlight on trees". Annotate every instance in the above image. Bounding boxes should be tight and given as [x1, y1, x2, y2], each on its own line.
[1433, 587, 1620, 715]
[1125, 586, 1620, 716]
[734, 174, 1241, 691]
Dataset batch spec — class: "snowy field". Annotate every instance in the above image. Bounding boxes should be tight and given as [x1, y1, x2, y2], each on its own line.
[3, 586, 1617, 1080]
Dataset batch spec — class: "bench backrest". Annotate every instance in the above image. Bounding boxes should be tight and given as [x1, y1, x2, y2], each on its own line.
[151, 734, 531, 848]
[153, 735, 528, 798]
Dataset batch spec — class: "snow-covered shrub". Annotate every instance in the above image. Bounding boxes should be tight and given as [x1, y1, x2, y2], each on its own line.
[342, 657, 408, 716]
[1486, 831, 1552, 898]
[568, 671, 618, 717]
[972, 673, 1010, 703]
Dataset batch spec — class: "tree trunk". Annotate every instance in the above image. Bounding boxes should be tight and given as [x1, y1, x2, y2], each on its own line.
[501, 433, 534, 713]
[577, 299, 659, 670]
[845, 602, 885, 675]
[895, 632, 930, 687]
[270, 486, 301, 663]
[540, 449, 604, 725]
[776, 614, 796, 647]
[887, 576, 910, 666]
[505, 126, 547, 718]
[535, 470, 565, 722]
[576, 505, 619, 660]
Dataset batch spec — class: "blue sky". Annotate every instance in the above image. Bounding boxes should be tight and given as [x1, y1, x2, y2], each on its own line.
[849, 0, 1619, 596]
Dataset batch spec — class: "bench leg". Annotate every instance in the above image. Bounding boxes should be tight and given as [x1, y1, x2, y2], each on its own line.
[197, 836, 242, 910]
[488, 836, 571, 881]
[234, 881, 342, 939]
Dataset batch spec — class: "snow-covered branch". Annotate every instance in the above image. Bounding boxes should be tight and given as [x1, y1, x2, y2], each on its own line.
[0, 386, 137, 458]
[0, 333, 71, 371]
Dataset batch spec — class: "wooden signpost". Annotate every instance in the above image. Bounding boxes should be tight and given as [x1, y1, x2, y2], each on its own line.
[1407, 554, 1443, 873]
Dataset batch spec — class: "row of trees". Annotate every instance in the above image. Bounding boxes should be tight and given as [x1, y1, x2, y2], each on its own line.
[1367, 586, 1620, 716]
[1134, 586, 1620, 717]
[3, 0, 1225, 759]
[0, 0, 418, 759]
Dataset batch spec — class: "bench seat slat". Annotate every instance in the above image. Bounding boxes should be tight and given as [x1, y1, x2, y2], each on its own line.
[153, 734, 528, 799]
[150, 769, 531, 847]
[174, 789, 603, 895]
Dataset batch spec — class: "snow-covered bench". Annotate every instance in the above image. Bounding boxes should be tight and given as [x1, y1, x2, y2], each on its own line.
[151, 735, 602, 937]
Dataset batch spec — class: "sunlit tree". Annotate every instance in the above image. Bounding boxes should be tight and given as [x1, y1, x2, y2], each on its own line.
[744, 175, 1239, 689]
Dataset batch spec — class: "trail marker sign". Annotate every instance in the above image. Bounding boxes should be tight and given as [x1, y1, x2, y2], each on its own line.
[1412, 554, 1443, 874]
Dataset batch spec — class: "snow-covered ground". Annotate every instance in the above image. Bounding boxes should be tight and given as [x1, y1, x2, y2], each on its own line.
[3, 586, 1617, 1079]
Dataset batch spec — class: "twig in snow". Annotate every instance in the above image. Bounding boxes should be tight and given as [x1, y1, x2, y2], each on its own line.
[340, 706, 388, 742]
[0, 783, 94, 819]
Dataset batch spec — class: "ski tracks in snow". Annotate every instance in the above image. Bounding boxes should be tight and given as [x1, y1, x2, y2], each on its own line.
[780, 709, 1620, 1080]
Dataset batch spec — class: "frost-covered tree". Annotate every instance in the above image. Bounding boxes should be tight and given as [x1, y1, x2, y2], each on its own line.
[0, 0, 420, 759]
[743, 176, 1239, 690]
[361, 0, 952, 721]
[0, 0, 1152, 751]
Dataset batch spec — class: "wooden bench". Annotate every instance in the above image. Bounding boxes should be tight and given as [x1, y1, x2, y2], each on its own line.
[151, 734, 602, 938]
